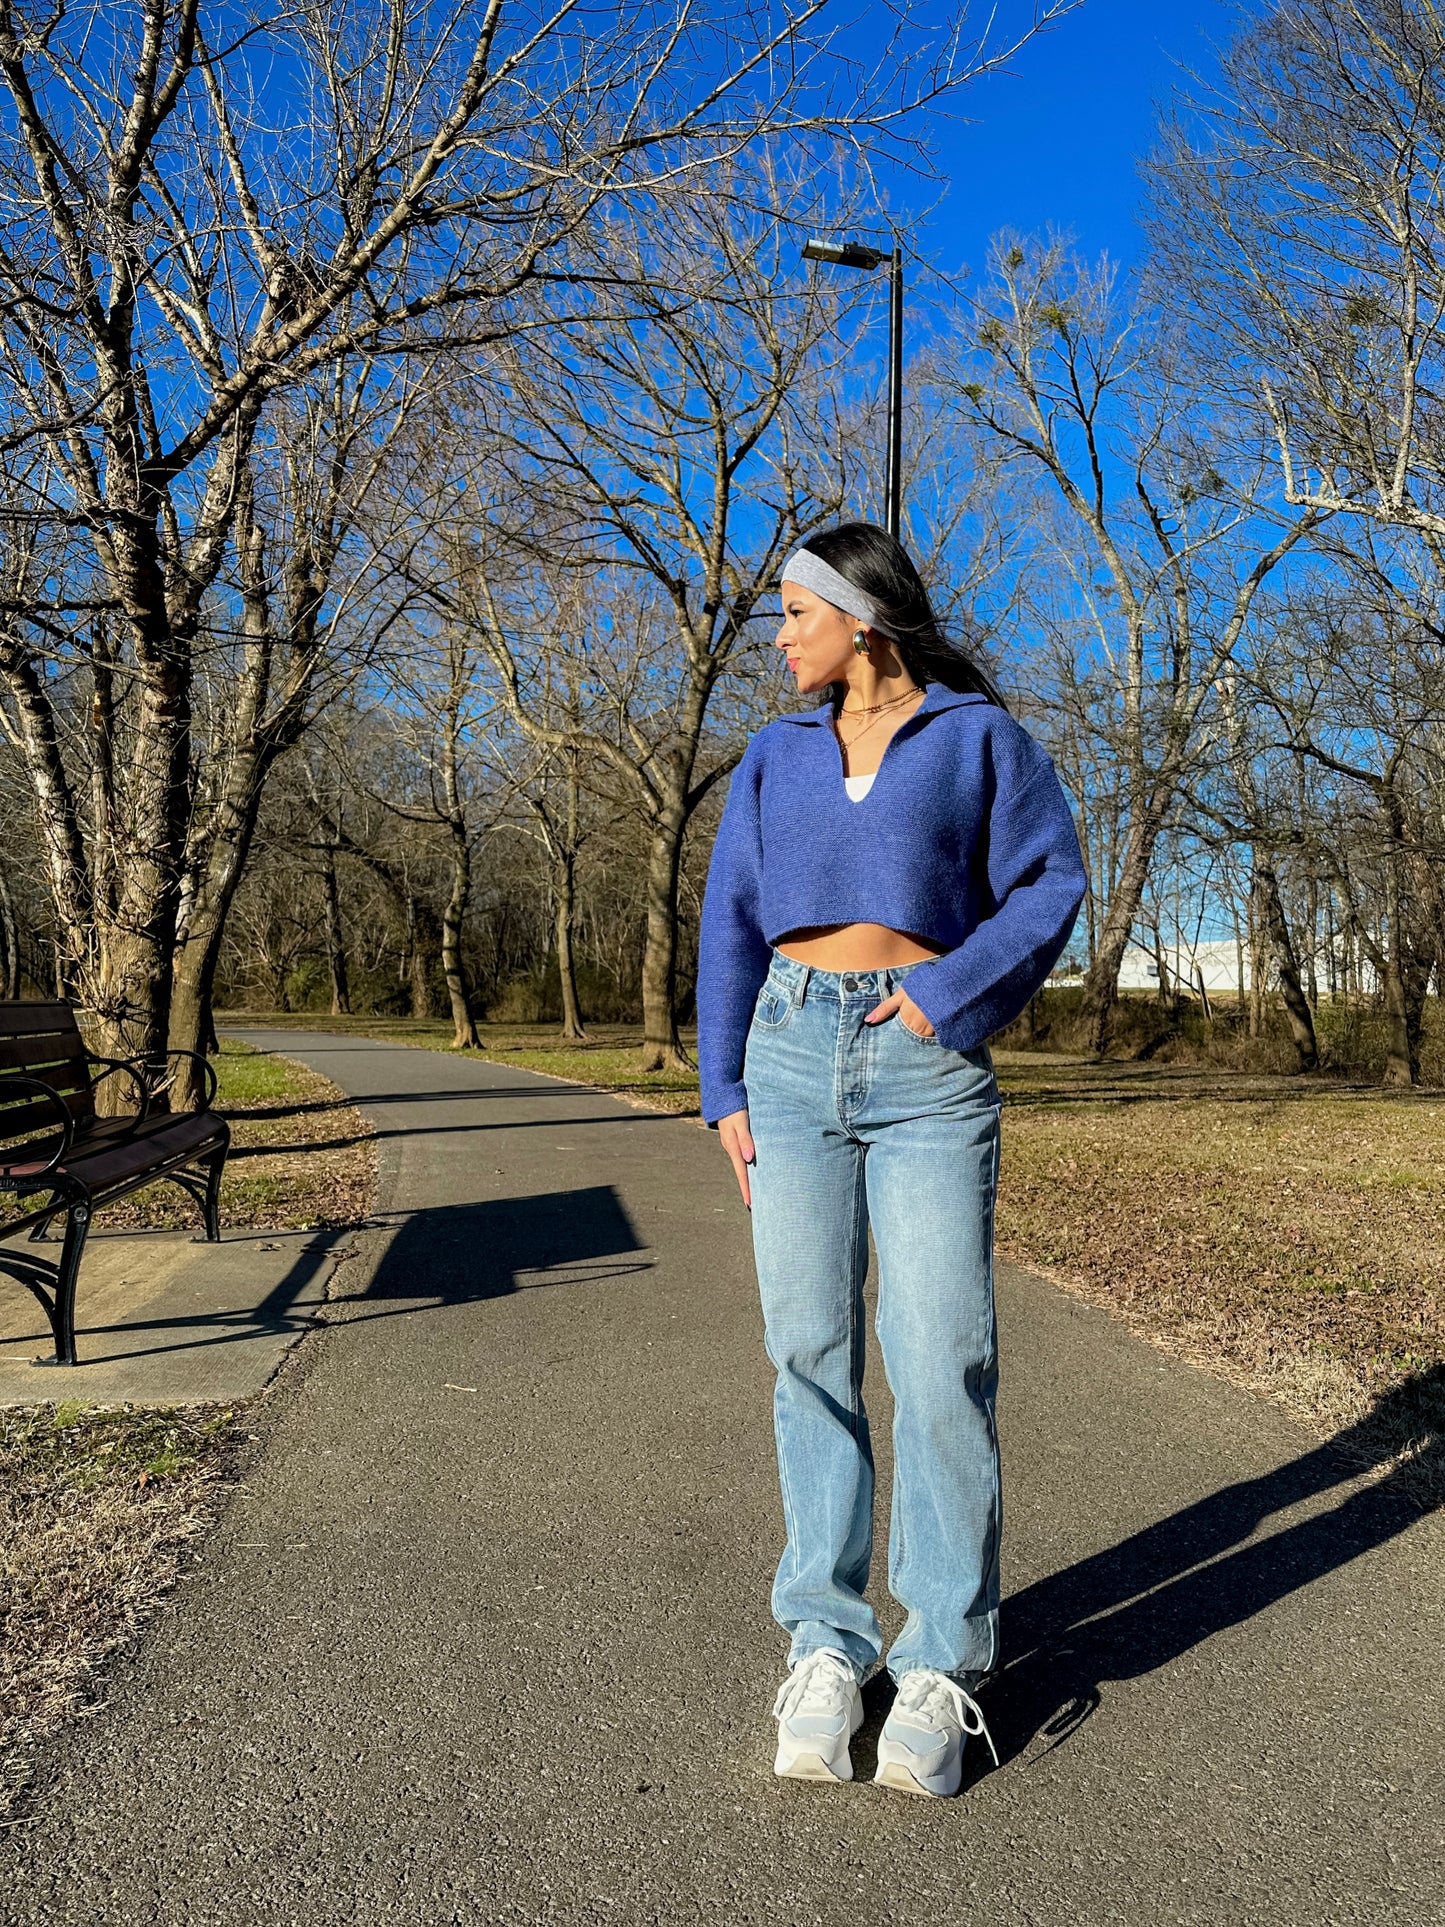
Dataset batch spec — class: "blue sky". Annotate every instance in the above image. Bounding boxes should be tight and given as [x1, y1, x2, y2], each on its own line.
[900, 0, 1232, 283]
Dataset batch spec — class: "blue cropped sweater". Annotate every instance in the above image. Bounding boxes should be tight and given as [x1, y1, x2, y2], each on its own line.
[696, 685, 1086, 1123]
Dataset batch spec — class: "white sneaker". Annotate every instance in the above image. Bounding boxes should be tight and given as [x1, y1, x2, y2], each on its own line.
[772, 1648, 863, 1781]
[874, 1670, 999, 1798]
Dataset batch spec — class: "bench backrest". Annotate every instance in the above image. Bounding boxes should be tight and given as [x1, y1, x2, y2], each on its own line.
[0, 1001, 97, 1148]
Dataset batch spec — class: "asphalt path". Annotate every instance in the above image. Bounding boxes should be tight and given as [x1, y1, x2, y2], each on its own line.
[5, 1032, 1442, 1927]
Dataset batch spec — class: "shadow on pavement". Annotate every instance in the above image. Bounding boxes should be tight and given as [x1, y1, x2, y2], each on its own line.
[986, 1367, 1444, 1776]
[358, 1186, 651, 1307]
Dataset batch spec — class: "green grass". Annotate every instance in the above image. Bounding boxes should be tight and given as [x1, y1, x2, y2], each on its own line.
[11, 1399, 238, 1490]
[209, 1040, 299, 1106]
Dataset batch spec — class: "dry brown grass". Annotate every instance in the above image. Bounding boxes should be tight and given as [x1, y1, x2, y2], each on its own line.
[0, 1402, 247, 1819]
[993, 1052, 1445, 1496]
[1, 1041, 377, 1822]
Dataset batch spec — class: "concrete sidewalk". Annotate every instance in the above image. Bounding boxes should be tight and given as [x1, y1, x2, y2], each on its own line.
[4, 1029, 1441, 1927]
[0, 1222, 351, 1405]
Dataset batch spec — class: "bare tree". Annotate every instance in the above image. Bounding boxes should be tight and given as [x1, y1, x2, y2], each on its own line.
[1254, 580, 1445, 1083]
[1149, 0, 1445, 542]
[374, 612, 497, 1048]
[421, 171, 869, 1068]
[0, 0, 1052, 1053]
[942, 238, 1324, 1051]
[1205, 661, 1321, 1068]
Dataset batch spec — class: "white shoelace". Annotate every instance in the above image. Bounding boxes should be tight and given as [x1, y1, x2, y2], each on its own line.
[893, 1670, 1000, 1767]
[773, 1648, 857, 1723]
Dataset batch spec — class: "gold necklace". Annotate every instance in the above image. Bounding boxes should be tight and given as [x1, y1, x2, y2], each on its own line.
[839, 686, 921, 718]
[836, 688, 922, 753]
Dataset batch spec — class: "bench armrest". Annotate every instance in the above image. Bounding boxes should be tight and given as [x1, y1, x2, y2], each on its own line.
[118, 1048, 218, 1113]
[0, 1073, 75, 1184]
[88, 1056, 153, 1119]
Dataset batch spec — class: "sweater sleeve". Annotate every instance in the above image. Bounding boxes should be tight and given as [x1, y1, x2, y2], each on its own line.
[905, 745, 1086, 1052]
[697, 738, 772, 1124]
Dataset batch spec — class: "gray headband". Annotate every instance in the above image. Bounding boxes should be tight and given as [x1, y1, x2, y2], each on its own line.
[780, 547, 895, 641]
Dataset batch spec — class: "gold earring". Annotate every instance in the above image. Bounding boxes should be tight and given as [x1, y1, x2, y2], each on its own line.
[852, 629, 871, 655]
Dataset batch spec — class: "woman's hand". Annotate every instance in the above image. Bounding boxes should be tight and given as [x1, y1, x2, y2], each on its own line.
[865, 989, 936, 1038]
[718, 1108, 756, 1209]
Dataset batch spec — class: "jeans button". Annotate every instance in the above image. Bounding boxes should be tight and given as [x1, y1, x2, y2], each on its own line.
[842, 975, 858, 993]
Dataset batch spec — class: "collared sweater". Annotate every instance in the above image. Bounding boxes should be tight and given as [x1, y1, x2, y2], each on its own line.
[696, 684, 1087, 1123]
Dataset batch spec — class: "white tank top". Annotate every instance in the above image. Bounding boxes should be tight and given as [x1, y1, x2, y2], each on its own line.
[843, 773, 876, 802]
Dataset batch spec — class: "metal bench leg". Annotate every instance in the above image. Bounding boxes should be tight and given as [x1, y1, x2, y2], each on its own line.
[202, 1145, 226, 1242]
[28, 1213, 55, 1244]
[46, 1202, 89, 1367]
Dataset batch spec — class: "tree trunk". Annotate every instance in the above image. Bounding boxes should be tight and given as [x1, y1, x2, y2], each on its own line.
[1255, 858, 1318, 1071]
[321, 848, 351, 1016]
[167, 940, 222, 1107]
[639, 799, 690, 1072]
[168, 760, 271, 1105]
[1076, 803, 1165, 1054]
[1381, 853, 1421, 1088]
[408, 898, 434, 1021]
[442, 822, 480, 1049]
[0, 865, 19, 999]
[1381, 947, 1415, 1088]
[1248, 876, 1265, 1039]
[554, 847, 586, 1042]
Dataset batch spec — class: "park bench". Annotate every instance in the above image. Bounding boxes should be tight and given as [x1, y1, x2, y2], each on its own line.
[0, 1001, 229, 1367]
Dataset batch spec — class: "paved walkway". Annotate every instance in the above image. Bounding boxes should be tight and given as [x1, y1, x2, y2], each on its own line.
[5, 1032, 1441, 1926]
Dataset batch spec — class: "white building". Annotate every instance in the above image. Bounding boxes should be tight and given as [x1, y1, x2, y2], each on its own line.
[1117, 939, 1249, 994]
[1116, 939, 1378, 997]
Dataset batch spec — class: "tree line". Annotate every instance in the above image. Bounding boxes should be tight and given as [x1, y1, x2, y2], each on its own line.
[1, 0, 1443, 1090]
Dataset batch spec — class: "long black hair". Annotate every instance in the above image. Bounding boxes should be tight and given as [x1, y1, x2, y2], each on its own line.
[802, 522, 1007, 711]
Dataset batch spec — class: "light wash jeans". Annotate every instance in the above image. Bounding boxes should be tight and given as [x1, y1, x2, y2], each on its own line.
[744, 950, 1002, 1685]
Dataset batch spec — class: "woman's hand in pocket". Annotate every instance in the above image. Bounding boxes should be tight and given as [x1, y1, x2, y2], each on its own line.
[865, 989, 935, 1038]
[718, 1108, 756, 1209]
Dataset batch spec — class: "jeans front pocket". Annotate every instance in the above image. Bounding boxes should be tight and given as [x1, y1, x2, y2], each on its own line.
[753, 980, 795, 1031]
[894, 1011, 940, 1047]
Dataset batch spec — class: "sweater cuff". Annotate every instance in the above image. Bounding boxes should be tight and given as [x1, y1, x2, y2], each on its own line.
[701, 1077, 749, 1128]
[905, 963, 988, 1052]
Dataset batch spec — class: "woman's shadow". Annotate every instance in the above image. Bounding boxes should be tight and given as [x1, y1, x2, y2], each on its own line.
[926, 1367, 1442, 1780]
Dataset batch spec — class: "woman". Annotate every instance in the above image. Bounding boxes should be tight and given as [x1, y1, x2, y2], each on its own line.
[697, 523, 1085, 1798]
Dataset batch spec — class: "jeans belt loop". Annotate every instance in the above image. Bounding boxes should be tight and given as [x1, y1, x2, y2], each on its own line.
[794, 963, 810, 1010]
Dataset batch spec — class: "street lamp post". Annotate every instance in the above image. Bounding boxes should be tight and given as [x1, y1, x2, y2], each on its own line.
[801, 237, 904, 539]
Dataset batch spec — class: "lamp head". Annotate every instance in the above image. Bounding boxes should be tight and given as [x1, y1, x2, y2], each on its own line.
[801, 237, 887, 271]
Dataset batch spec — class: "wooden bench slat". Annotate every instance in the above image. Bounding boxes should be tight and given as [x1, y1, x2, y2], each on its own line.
[0, 1002, 80, 1035]
[0, 1029, 92, 1073]
[0, 1083, 93, 1119]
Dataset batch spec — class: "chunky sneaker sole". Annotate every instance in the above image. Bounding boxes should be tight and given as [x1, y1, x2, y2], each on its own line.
[873, 1745, 959, 1799]
[873, 1671, 998, 1798]
[772, 1648, 864, 1782]
[774, 1691, 863, 1782]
